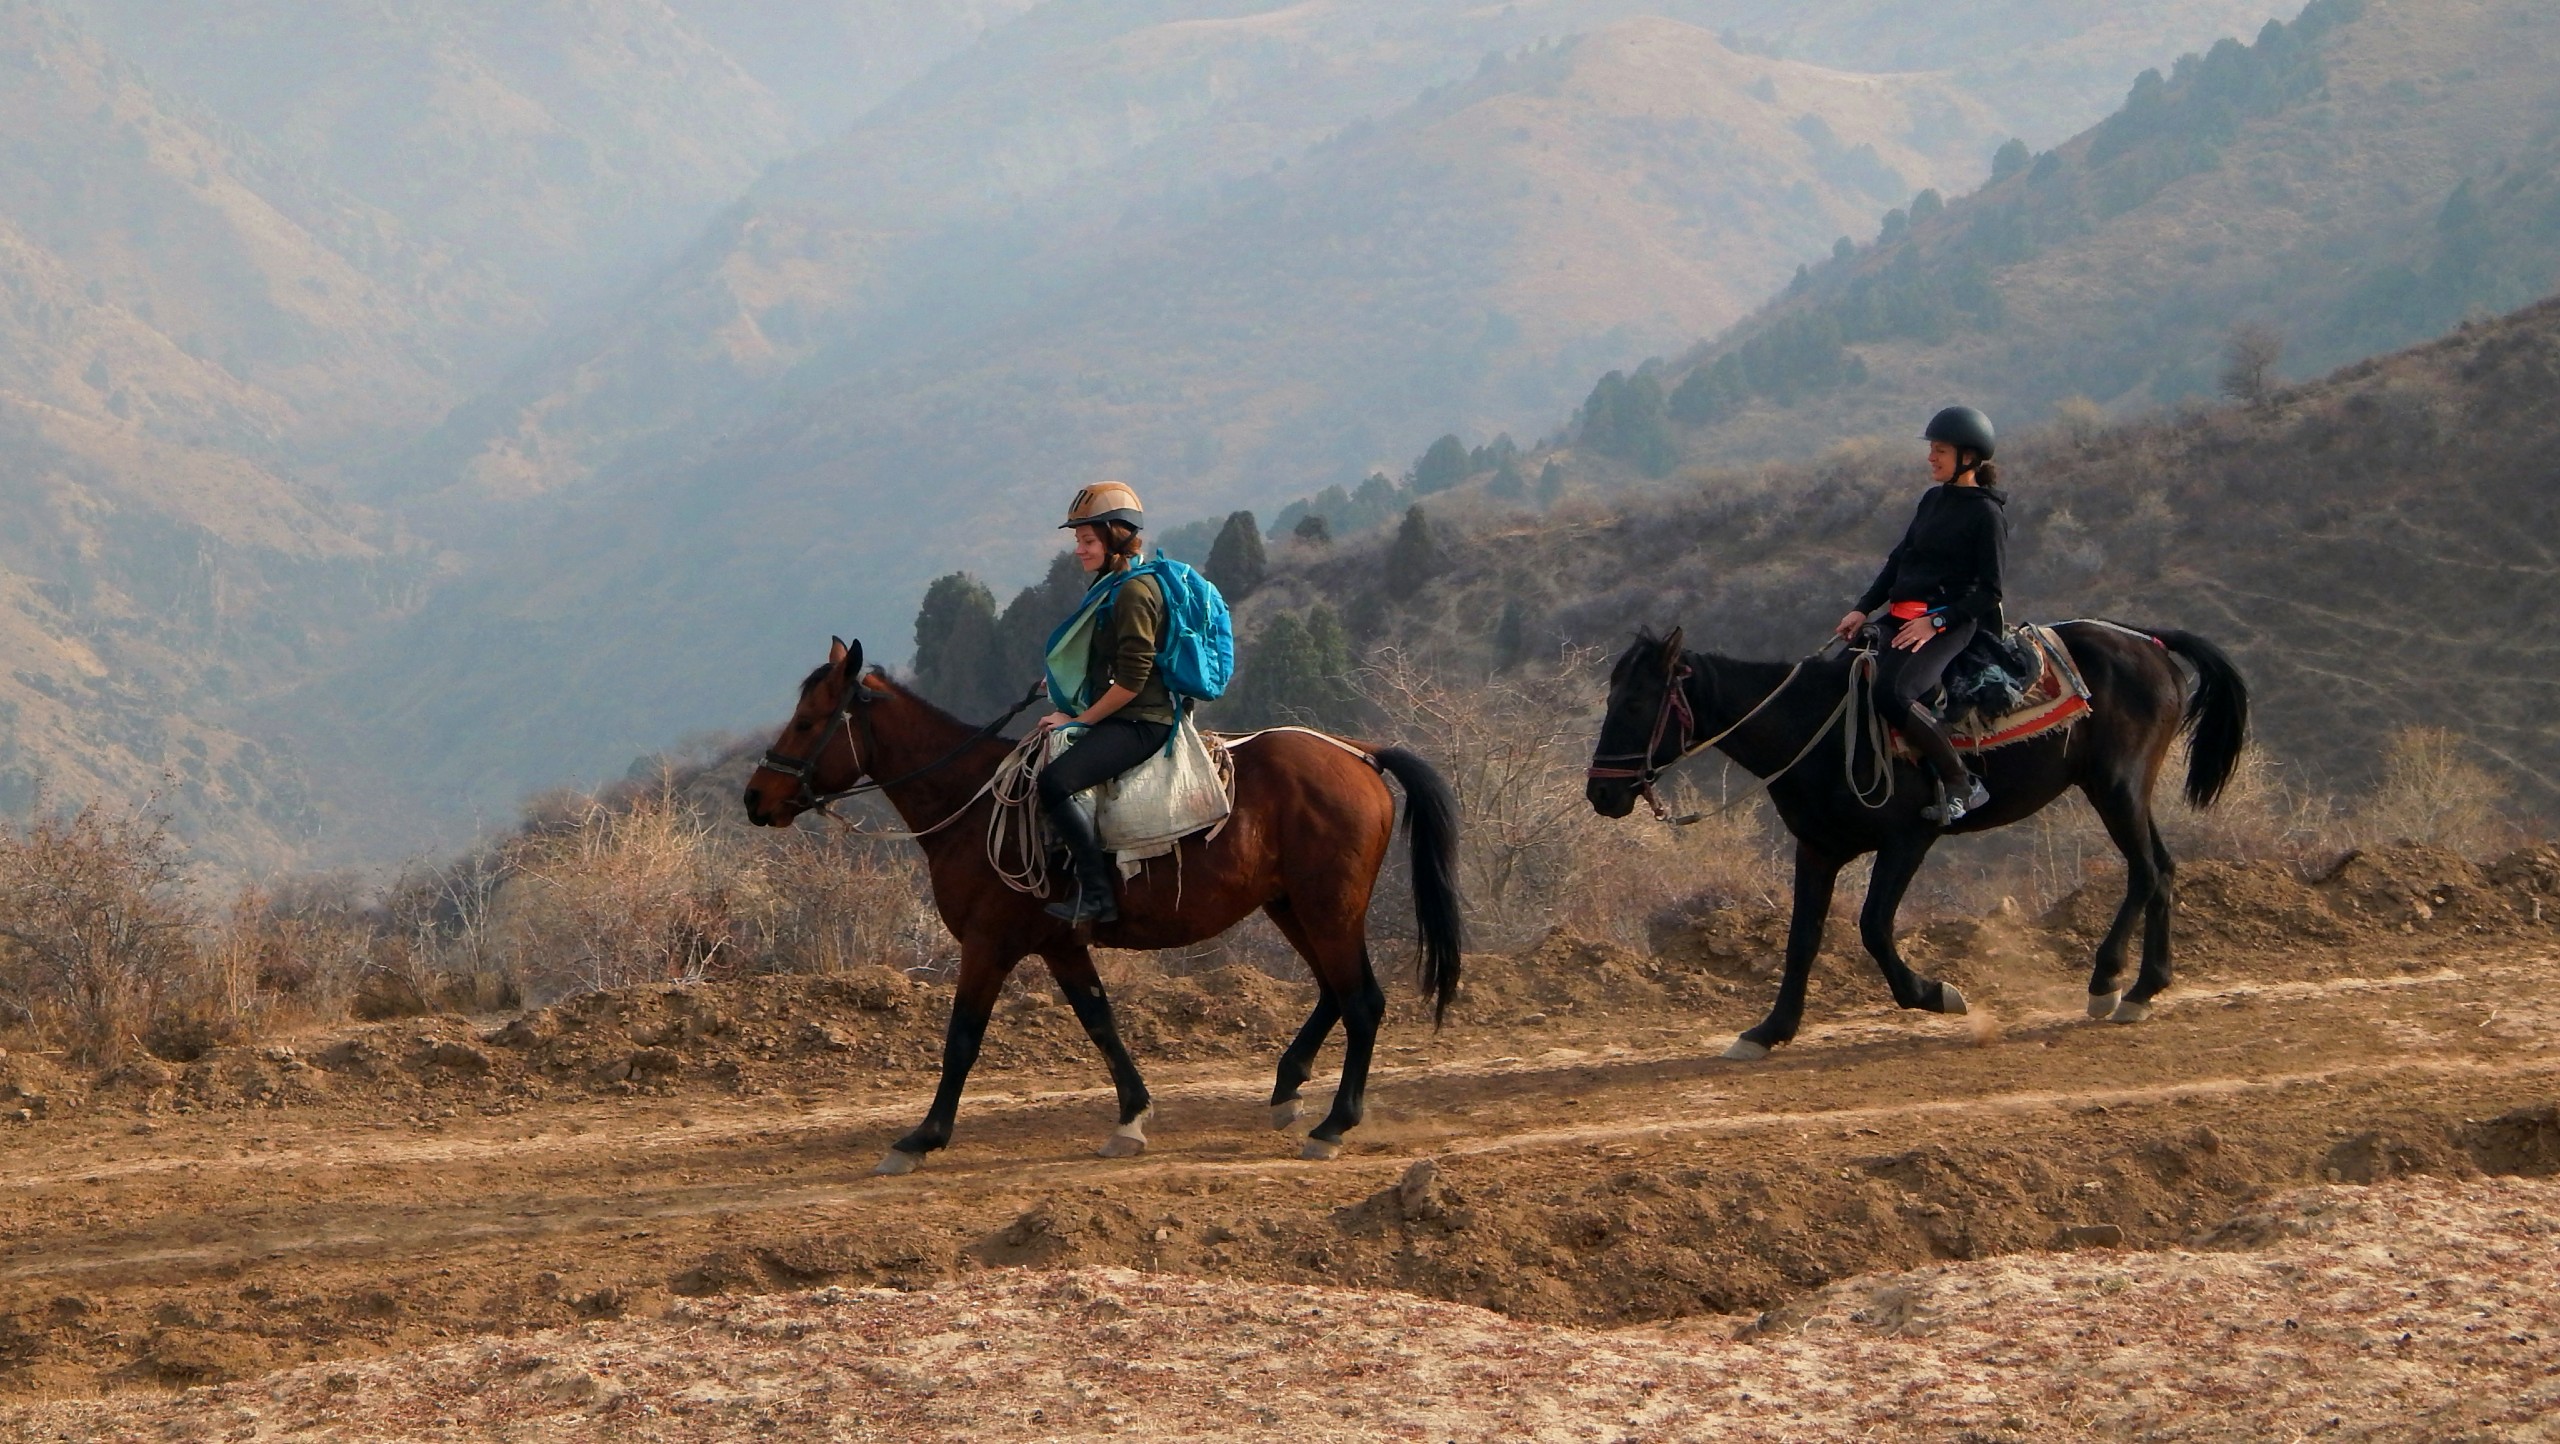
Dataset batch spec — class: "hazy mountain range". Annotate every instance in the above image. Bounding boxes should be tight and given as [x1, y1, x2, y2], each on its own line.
[8, 0, 2545, 870]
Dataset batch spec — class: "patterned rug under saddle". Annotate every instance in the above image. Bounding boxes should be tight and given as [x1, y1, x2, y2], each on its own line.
[1890, 623, 2093, 760]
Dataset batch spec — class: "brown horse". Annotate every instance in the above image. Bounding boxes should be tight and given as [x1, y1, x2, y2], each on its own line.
[743, 639, 1463, 1172]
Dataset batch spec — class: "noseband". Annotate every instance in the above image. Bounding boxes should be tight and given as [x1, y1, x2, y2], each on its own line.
[759, 675, 882, 815]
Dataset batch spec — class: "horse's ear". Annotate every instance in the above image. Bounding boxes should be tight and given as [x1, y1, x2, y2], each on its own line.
[1659, 627, 1685, 666]
[840, 638, 865, 678]
[828, 636, 849, 666]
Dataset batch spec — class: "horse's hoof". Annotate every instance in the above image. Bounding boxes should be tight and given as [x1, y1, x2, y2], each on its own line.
[873, 1148, 924, 1177]
[2087, 992, 2121, 1020]
[1300, 1137, 1342, 1161]
[1722, 1038, 1772, 1062]
[1098, 1108, 1151, 1158]
[2108, 998, 2153, 1025]
[1935, 983, 1968, 1016]
[1271, 1099, 1302, 1130]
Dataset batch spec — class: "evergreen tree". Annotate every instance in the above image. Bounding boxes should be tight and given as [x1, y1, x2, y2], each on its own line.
[1909, 188, 1944, 224]
[1225, 605, 1359, 729]
[1579, 370, 1678, 476]
[993, 551, 1089, 698]
[911, 572, 1004, 716]
[1486, 452, 1527, 500]
[1204, 510, 1267, 598]
[1411, 433, 1472, 495]
[1385, 505, 1450, 600]
[1535, 460, 1565, 508]
[1991, 137, 2031, 181]
[1293, 513, 1332, 546]
[1492, 598, 1532, 672]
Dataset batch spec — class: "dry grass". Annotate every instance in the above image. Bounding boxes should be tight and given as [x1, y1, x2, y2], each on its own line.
[0, 673, 2524, 1066]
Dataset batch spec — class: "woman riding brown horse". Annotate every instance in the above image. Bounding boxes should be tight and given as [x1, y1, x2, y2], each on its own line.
[743, 636, 1462, 1170]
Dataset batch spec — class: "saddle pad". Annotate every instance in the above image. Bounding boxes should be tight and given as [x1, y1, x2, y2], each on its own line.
[1894, 624, 2092, 758]
[1046, 716, 1235, 867]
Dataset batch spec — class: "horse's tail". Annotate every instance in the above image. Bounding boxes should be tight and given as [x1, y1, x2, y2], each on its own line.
[1374, 747, 1465, 1027]
[2149, 628, 2250, 808]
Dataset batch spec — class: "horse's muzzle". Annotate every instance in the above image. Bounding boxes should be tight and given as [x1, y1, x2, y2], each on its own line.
[1586, 777, 1637, 819]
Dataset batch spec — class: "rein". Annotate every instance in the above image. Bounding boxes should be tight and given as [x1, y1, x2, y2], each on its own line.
[1588, 636, 1901, 825]
[1586, 647, 1818, 822]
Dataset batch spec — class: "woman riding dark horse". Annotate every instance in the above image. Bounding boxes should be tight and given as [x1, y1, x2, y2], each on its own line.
[1035, 480, 1175, 926]
[1589, 410, 2249, 1057]
[1834, 405, 2007, 826]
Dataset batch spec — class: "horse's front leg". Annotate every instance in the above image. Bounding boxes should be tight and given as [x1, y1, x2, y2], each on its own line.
[1731, 841, 1848, 1060]
[1859, 837, 1967, 1016]
[877, 936, 1020, 1175]
[1042, 942, 1155, 1157]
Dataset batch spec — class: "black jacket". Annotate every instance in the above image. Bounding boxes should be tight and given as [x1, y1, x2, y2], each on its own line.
[1855, 484, 2009, 629]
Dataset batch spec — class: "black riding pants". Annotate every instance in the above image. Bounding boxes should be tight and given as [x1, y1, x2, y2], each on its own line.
[1872, 617, 1978, 788]
[1036, 717, 1174, 810]
[1873, 616, 1980, 711]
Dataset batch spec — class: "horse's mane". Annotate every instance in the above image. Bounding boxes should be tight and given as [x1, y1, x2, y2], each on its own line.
[799, 660, 1000, 737]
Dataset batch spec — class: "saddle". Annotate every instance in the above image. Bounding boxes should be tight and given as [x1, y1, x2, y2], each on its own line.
[1894, 623, 2093, 757]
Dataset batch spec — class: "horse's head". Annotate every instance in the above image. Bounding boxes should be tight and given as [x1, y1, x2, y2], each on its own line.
[1586, 627, 1688, 819]
[744, 636, 877, 828]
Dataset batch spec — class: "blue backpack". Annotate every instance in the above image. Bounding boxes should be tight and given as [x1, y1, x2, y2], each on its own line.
[1053, 556, 1235, 706]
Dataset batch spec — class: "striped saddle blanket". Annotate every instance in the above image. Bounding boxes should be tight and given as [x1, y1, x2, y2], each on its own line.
[1894, 624, 2092, 758]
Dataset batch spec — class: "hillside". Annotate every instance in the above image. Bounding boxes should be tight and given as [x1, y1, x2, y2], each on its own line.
[291, 2, 2300, 856]
[46, 0, 787, 336]
[403, 0, 2290, 519]
[1237, 288, 2560, 812]
[1634, 0, 2560, 467]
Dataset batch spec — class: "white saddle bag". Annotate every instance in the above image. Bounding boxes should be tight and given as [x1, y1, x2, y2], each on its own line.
[1044, 715, 1233, 866]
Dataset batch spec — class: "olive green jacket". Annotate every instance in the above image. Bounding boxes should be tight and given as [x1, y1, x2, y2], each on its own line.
[1087, 570, 1177, 725]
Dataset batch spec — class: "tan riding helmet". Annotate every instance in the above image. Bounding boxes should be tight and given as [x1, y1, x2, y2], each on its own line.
[1061, 480, 1145, 532]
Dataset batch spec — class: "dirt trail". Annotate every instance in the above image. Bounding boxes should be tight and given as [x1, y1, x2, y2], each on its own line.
[1, 846, 2558, 1409]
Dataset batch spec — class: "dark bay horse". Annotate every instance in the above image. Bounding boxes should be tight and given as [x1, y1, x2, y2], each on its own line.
[1588, 622, 2247, 1057]
[744, 639, 1463, 1171]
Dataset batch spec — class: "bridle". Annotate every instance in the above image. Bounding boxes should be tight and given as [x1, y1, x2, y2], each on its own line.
[1586, 642, 1829, 823]
[758, 671, 1044, 819]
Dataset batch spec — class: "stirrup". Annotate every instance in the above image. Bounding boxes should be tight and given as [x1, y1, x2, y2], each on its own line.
[1044, 872, 1118, 925]
[1922, 776, 1990, 825]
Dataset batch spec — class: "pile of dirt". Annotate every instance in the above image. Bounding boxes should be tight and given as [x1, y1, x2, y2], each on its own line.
[2047, 843, 2560, 970]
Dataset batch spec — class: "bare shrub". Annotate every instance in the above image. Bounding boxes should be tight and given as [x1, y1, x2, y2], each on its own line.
[2354, 726, 2514, 857]
[1359, 647, 1778, 950]
[750, 829, 948, 978]
[2220, 321, 2285, 408]
[2163, 746, 2346, 865]
[498, 787, 754, 1002]
[0, 801, 200, 1064]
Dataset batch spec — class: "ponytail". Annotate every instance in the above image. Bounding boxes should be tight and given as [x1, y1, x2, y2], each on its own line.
[1973, 459, 2001, 489]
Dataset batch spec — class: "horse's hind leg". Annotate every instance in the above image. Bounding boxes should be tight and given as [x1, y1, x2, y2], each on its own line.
[1303, 948, 1386, 1160]
[1262, 898, 1381, 1155]
[2082, 780, 2164, 1022]
[881, 937, 1018, 1174]
[1269, 992, 1342, 1131]
[2123, 821, 2178, 1017]
[1043, 942, 1155, 1158]
[1858, 837, 1967, 1017]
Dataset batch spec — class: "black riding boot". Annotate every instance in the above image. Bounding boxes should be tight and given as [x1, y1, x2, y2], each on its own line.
[1905, 702, 1989, 824]
[1042, 800, 1120, 925]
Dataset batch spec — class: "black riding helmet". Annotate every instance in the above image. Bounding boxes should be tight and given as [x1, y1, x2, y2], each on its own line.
[1922, 405, 1995, 461]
